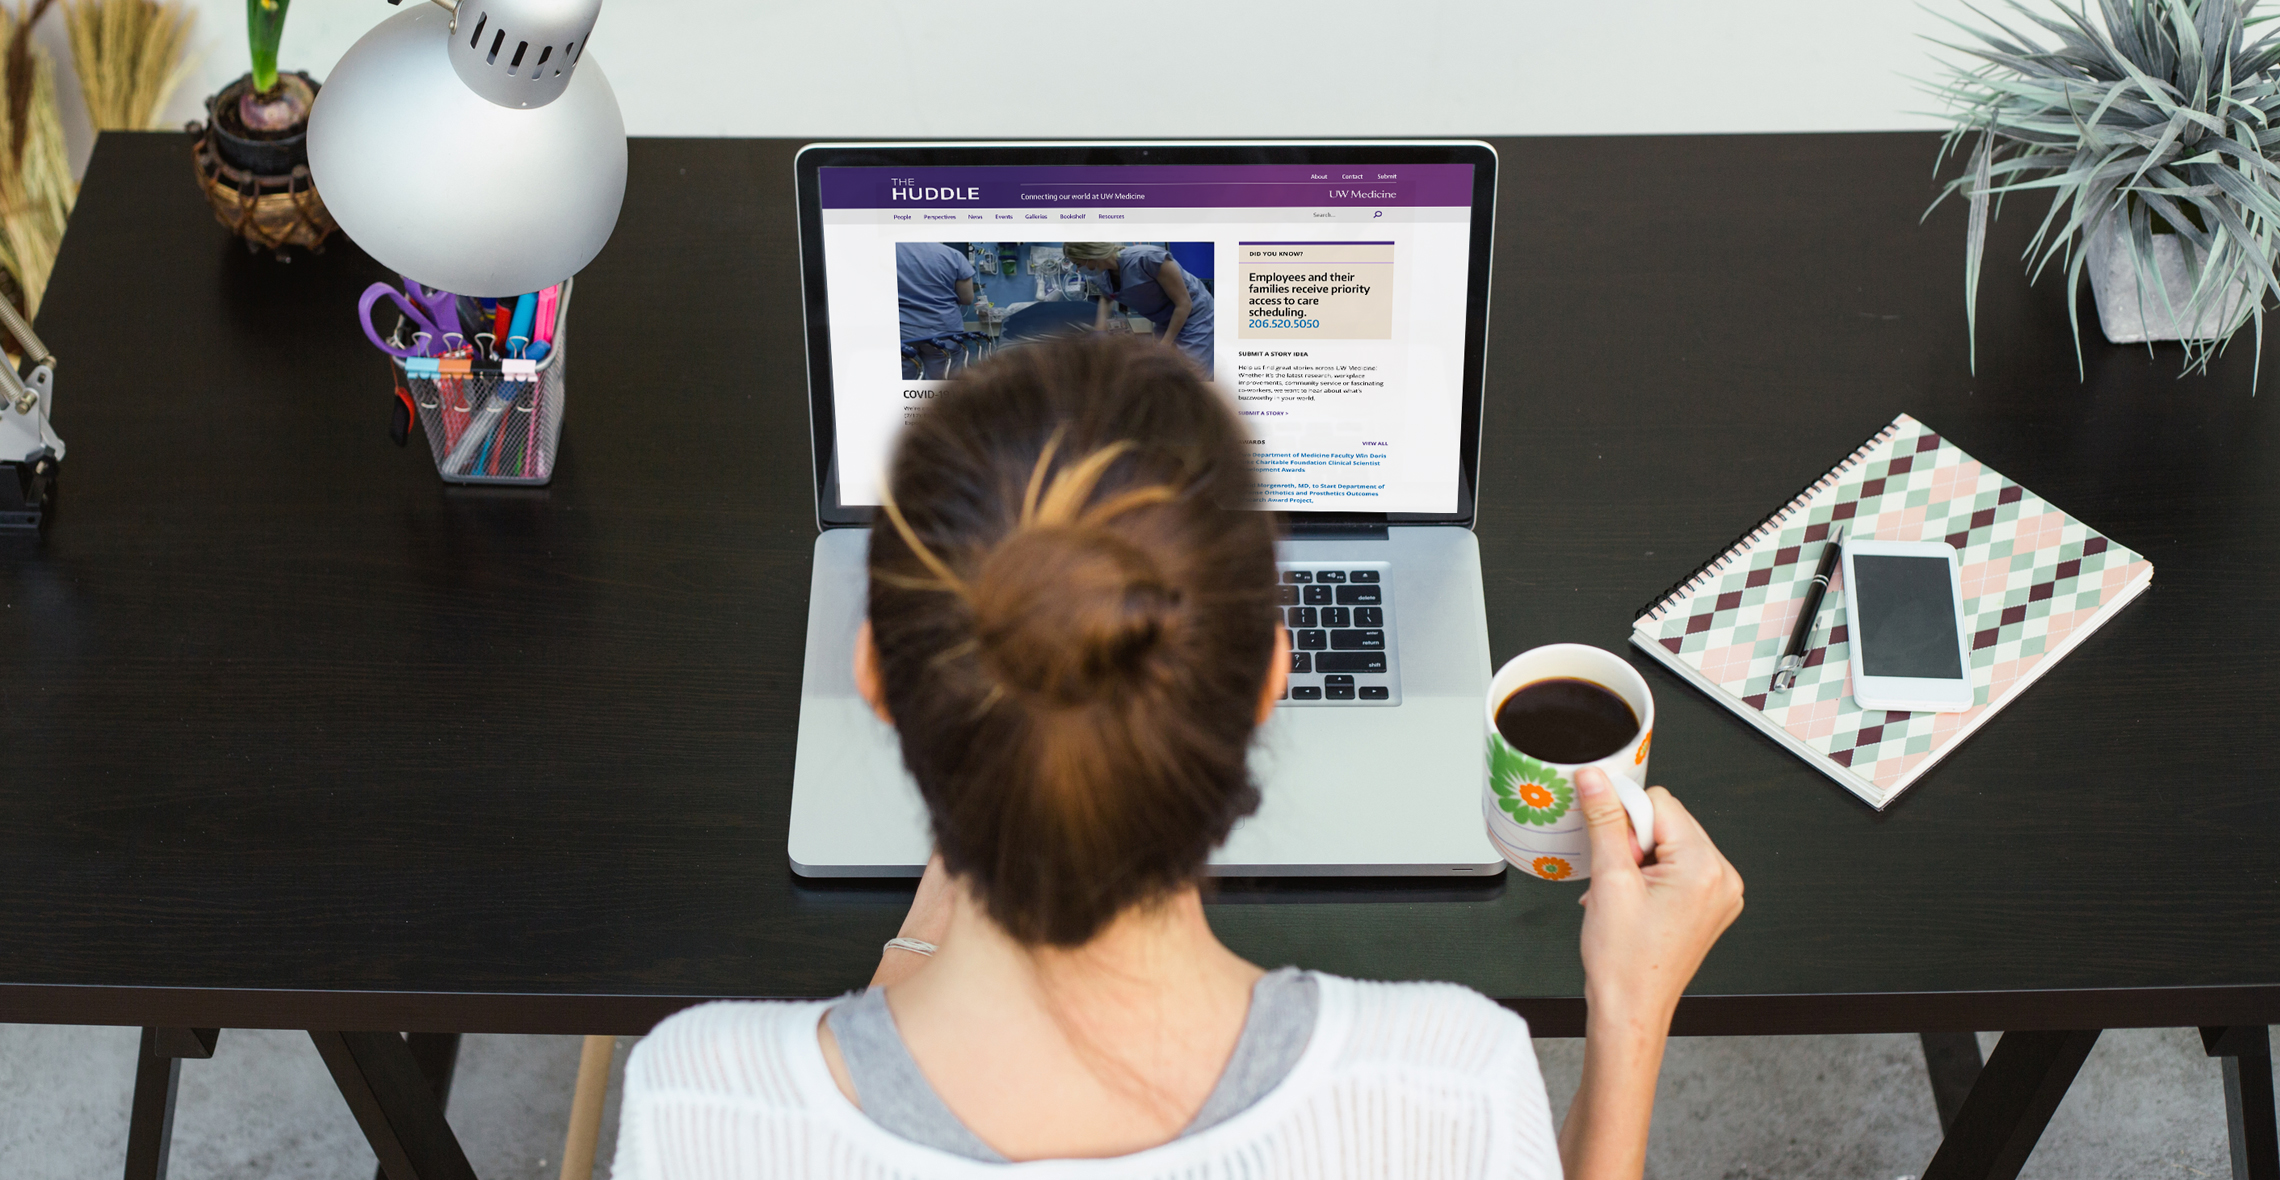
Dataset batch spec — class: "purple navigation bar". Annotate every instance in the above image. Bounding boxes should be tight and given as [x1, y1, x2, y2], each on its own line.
[819, 164, 1474, 209]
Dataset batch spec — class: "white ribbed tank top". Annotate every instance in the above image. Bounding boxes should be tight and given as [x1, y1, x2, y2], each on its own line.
[611, 974, 1562, 1179]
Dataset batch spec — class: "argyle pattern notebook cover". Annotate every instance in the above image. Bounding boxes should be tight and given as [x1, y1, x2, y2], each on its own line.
[1630, 414, 2153, 810]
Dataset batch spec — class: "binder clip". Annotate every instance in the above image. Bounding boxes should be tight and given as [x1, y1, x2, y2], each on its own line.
[0, 293, 61, 535]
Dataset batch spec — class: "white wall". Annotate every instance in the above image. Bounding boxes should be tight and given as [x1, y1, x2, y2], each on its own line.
[53, 0, 2009, 170]
[170, 0, 1984, 134]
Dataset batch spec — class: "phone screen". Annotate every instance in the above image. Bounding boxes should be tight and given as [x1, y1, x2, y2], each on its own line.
[1852, 555, 1964, 679]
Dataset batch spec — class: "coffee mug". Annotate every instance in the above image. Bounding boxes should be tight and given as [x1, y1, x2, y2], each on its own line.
[1483, 643, 1658, 881]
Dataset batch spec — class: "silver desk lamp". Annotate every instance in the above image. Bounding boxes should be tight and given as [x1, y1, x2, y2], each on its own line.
[308, 0, 627, 299]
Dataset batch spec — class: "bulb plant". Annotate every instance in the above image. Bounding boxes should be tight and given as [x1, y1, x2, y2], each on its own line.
[1928, 0, 2280, 377]
[237, 0, 306, 131]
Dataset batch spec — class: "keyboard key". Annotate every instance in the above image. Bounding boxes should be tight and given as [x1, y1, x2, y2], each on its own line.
[1282, 570, 1311, 584]
[1360, 685, 1390, 700]
[1297, 629, 1327, 651]
[1302, 585, 1332, 606]
[1278, 585, 1299, 605]
[1320, 606, 1350, 628]
[1286, 606, 1317, 628]
[1350, 570, 1380, 583]
[1325, 684, 1357, 700]
[1323, 674, 1355, 687]
[1355, 606, 1384, 627]
[1289, 650, 1310, 673]
[1331, 629, 1386, 650]
[1315, 652, 1387, 673]
[1334, 584, 1381, 605]
[1316, 570, 1346, 583]
[1289, 685, 1323, 700]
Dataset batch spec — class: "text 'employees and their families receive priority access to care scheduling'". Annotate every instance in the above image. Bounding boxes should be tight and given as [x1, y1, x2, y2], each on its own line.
[815, 163, 1476, 515]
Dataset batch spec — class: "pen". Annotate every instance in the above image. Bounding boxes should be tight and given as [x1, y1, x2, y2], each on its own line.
[1771, 541, 1842, 694]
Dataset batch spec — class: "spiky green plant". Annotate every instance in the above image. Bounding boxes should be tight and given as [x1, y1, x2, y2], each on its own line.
[246, 0, 285, 93]
[1928, 0, 2280, 378]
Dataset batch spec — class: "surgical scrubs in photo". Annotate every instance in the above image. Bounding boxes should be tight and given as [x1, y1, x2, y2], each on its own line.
[1104, 244, 1215, 373]
[897, 243, 975, 379]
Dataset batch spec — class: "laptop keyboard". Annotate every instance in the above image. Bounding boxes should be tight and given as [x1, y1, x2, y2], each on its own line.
[1276, 562, 1399, 706]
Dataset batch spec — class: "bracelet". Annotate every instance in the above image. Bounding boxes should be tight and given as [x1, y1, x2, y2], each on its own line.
[883, 937, 937, 957]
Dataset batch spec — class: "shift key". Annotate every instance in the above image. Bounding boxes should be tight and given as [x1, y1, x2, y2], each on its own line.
[1314, 651, 1387, 674]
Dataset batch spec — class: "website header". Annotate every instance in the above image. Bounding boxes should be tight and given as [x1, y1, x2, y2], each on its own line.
[818, 164, 1474, 210]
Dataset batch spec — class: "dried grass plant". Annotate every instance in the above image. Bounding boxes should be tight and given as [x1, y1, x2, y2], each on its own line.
[0, 0, 76, 316]
[64, 0, 193, 131]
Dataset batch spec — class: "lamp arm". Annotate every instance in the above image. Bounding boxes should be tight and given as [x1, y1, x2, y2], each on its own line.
[383, 0, 459, 29]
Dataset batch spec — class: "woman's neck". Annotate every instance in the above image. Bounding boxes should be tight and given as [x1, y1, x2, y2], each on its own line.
[882, 883, 1264, 1159]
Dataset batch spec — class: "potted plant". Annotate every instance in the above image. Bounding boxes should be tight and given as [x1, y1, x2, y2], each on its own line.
[189, 0, 334, 252]
[1930, 0, 2280, 377]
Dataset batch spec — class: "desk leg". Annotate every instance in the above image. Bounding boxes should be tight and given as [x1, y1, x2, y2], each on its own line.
[1921, 1029, 2099, 1180]
[123, 1028, 218, 1180]
[373, 1035, 462, 1180]
[1920, 1031, 1988, 1133]
[2201, 1027, 2279, 1180]
[309, 1031, 478, 1180]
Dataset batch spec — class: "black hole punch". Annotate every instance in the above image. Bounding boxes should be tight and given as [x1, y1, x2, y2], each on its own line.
[469, 12, 486, 48]
[570, 37, 584, 62]
[535, 45, 553, 71]
[488, 29, 504, 64]
[510, 40, 528, 70]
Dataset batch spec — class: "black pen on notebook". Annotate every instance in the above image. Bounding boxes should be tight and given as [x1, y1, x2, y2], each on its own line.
[1771, 542, 1842, 694]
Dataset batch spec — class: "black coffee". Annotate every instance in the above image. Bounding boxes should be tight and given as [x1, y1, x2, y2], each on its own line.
[1494, 677, 1639, 764]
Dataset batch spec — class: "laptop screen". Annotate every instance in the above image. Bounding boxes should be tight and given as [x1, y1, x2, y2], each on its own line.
[796, 144, 1495, 526]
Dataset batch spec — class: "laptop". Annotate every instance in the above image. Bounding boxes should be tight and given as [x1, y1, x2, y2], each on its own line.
[787, 141, 1502, 877]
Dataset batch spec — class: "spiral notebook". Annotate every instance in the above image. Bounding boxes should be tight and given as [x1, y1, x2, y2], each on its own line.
[1629, 414, 2153, 810]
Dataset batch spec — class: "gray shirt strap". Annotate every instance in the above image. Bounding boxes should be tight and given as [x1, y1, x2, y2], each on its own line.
[826, 988, 1008, 1163]
[826, 966, 1319, 1163]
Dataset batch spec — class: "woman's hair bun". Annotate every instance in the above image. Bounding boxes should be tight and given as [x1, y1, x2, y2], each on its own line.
[867, 335, 1281, 947]
[971, 525, 1180, 706]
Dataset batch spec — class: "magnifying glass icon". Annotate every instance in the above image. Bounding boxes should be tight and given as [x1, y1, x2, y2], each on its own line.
[1373, 210, 1383, 218]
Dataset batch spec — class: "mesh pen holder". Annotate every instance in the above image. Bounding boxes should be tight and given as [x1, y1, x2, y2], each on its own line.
[392, 278, 573, 485]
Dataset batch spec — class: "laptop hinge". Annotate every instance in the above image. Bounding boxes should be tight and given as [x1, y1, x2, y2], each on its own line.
[1284, 521, 1389, 540]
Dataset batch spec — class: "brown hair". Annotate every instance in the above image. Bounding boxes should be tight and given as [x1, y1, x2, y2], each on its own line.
[868, 335, 1279, 947]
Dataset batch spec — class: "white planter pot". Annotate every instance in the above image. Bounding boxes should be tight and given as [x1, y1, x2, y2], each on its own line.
[2084, 216, 2255, 343]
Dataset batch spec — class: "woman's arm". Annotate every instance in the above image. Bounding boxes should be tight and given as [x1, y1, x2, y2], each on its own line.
[1556, 768, 1744, 1180]
[871, 853, 957, 987]
[1156, 257, 1193, 343]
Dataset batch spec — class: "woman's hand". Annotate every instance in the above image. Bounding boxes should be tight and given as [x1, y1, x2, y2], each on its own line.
[1556, 769, 1743, 1180]
[1574, 768, 1744, 1029]
[872, 853, 957, 988]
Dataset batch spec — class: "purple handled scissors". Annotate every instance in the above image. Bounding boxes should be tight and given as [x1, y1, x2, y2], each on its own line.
[358, 276, 464, 359]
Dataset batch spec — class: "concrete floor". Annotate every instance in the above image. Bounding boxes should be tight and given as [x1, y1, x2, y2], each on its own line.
[0, 1023, 2250, 1178]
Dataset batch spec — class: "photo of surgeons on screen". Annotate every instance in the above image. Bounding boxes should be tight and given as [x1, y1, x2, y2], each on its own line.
[896, 241, 1216, 379]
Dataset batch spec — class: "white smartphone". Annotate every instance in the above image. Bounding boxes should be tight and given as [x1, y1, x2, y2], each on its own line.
[1839, 539, 1976, 713]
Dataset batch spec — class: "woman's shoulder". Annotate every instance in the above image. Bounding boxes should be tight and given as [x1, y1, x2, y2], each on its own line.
[626, 998, 839, 1102]
[1308, 973, 1538, 1070]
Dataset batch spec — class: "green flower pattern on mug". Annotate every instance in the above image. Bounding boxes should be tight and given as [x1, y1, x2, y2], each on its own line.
[1488, 741, 1573, 825]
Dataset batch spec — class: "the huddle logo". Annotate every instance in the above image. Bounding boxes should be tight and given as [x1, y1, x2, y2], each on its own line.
[887, 178, 981, 203]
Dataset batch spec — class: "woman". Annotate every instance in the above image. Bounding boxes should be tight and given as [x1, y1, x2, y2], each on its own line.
[1063, 242, 1216, 374]
[614, 336, 1742, 1178]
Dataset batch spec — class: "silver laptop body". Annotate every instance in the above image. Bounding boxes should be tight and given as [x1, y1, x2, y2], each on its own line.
[787, 141, 1502, 877]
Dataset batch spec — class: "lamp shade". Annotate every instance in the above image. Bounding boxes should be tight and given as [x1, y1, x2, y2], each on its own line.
[307, 4, 626, 299]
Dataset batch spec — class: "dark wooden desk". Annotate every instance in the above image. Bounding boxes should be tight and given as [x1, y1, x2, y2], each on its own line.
[3, 133, 2274, 1180]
